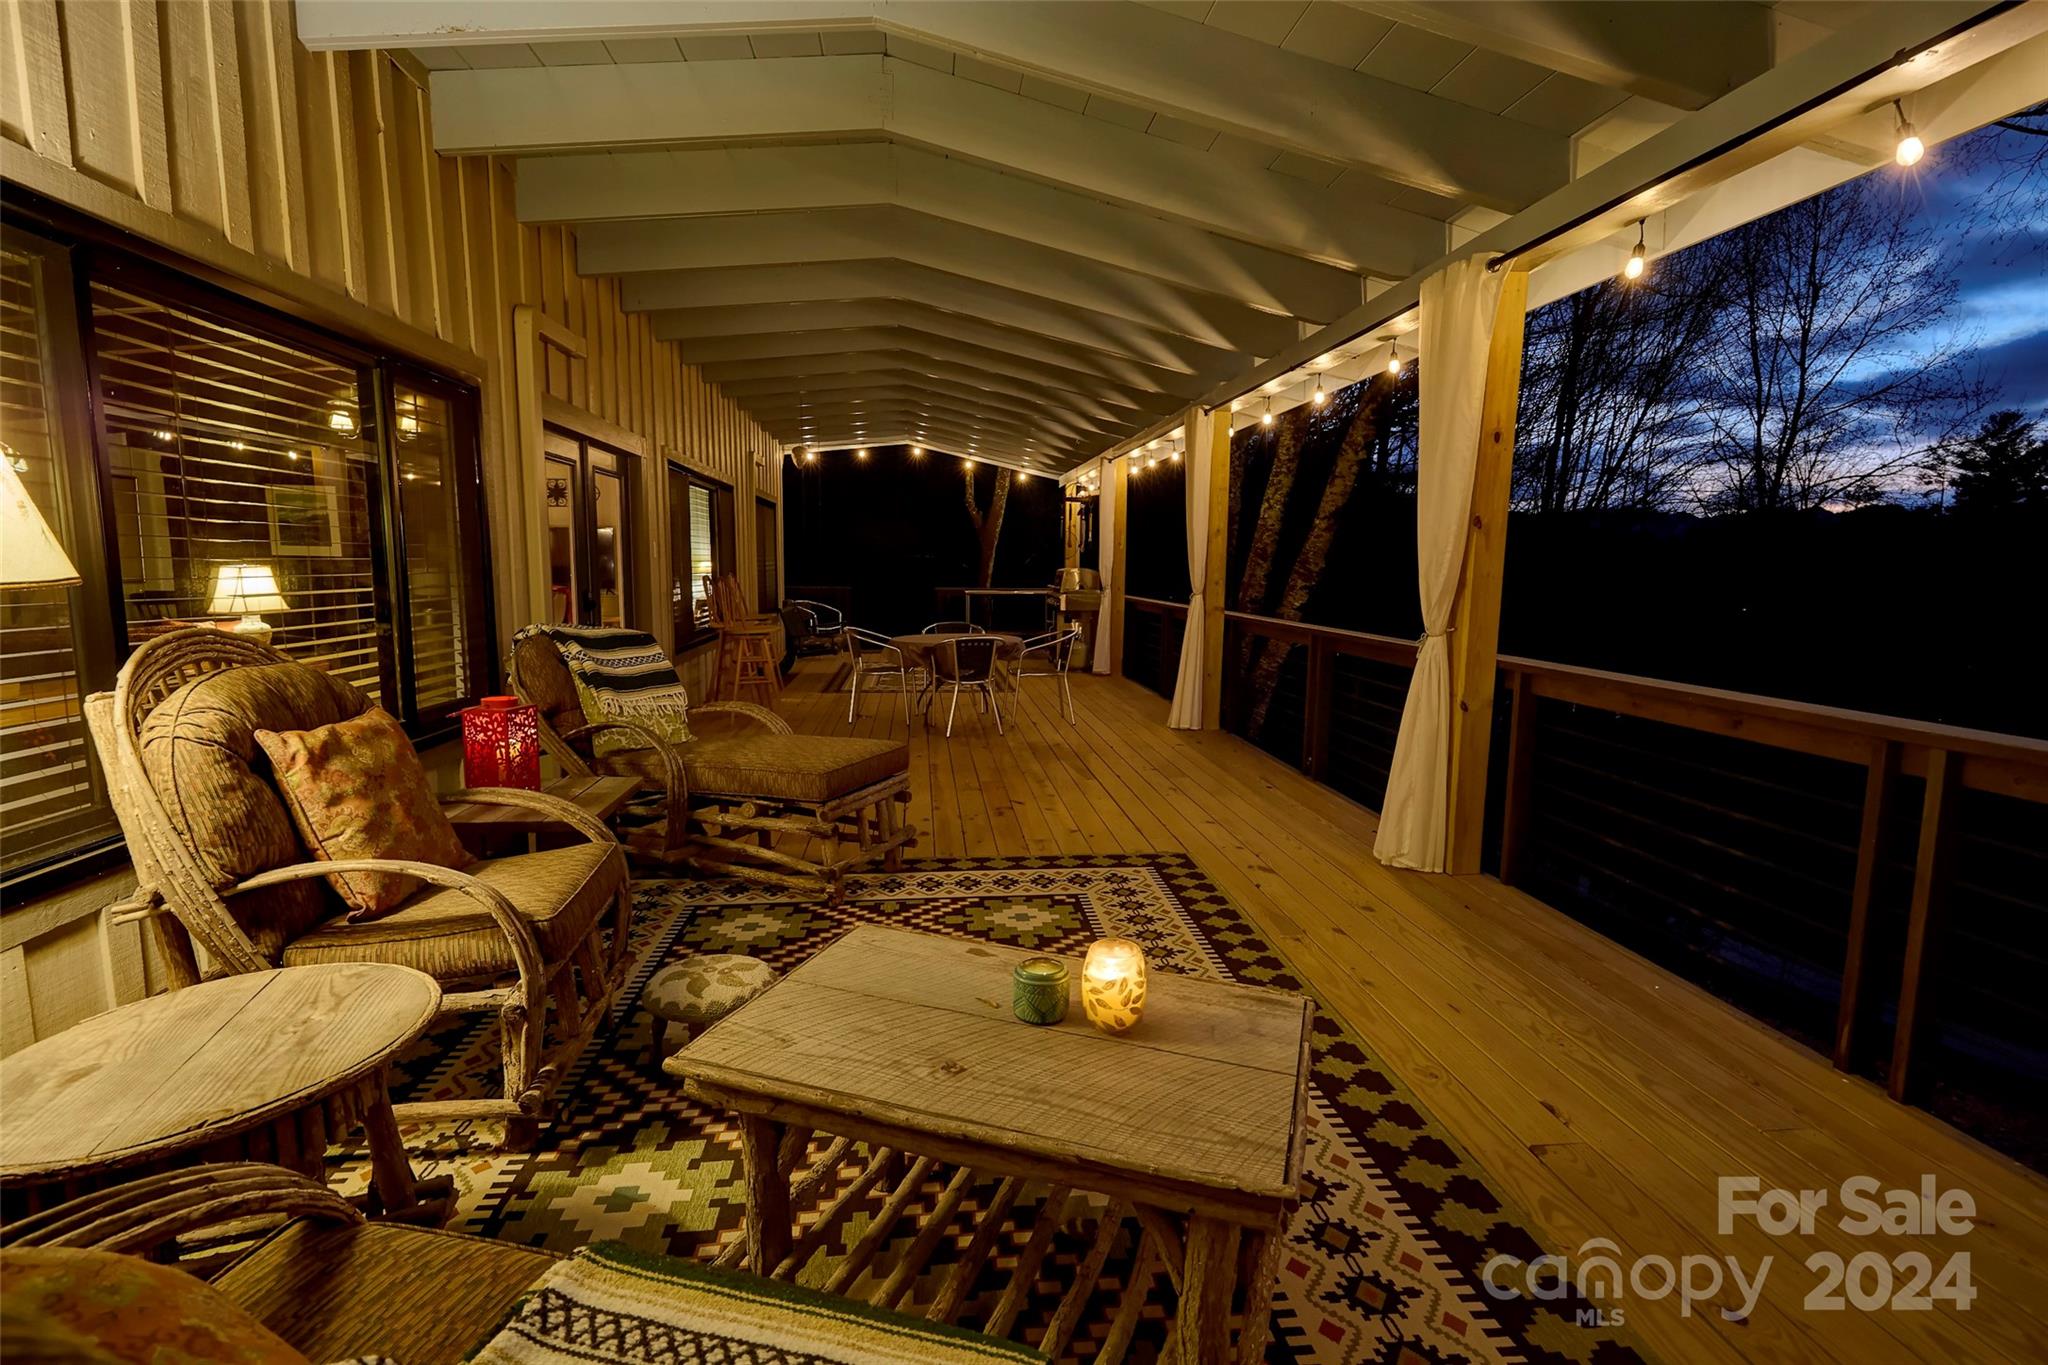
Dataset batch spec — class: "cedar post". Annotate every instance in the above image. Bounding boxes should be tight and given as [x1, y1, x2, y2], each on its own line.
[1104, 454, 1129, 678]
[1445, 269, 1530, 875]
[1834, 739, 1897, 1070]
[1199, 406, 1231, 729]
[1889, 747, 1958, 1104]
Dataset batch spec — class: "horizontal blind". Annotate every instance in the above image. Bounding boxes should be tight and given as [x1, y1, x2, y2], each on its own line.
[689, 483, 715, 625]
[0, 245, 105, 873]
[88, 282, 384, 702]
[393, 383, 468, 710]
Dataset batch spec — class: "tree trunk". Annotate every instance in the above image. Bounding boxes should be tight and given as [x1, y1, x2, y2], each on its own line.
[1231, 408, 1308, 684]
[1243, 388, 1382, 737]
[963, 465, 1013, 588]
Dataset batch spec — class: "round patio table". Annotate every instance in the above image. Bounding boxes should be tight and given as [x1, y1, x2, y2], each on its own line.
[0, 963, 445, 1223]
[888, 631, 1027, 670]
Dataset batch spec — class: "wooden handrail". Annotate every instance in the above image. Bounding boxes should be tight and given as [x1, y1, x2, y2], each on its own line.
[1219, 609, 2047, 801]
[1125, 595, 1189, 616]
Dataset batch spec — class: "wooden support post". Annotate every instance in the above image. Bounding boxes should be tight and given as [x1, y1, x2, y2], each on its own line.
[1496, 668, 1538, 886]
[1834, 739, 1897, 1071]
[1889, 747, 1958, 1104]
[1445, 269, 1530, 876]
[1200, 406, 1231, 729]
[738, 1115, 791, 1274]
[1104, 455, 1129, 678]
[1302, 636, 1333, 778]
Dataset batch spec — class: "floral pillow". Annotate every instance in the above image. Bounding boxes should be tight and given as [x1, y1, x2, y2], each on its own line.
[255, 707, 474, 921]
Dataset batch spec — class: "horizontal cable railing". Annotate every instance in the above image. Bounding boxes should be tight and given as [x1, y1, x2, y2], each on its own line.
[1120, 597, 1186, 700]
[1208, 605, 2048, 1156]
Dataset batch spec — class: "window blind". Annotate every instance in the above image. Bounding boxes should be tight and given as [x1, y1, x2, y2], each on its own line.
[393, 382, 469, 710]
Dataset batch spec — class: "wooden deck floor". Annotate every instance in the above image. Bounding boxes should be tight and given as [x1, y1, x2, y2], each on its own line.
[776, 655, 2048, 1365]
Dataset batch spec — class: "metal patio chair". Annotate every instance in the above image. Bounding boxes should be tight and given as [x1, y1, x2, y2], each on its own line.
[845, 626, 912, 726]
[928, 635, 1003, 737]
[1013, 627, 1081, 724]
[920, 620, 984, 634]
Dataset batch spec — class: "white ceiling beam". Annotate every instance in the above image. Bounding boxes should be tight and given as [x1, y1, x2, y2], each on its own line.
[694, 341, 1144, 419]
[622, 263, 1243, 376]
[307, 1, 1562, 206]
[721, 370, 1110, 428]
[574, 207, 1300, 355]
[427, 56, 1449, 272]
[1207, 2, 2042, 415]
[664, 325, 1184, 403]
[517, 143, 1379, 320]
[1346, 2, 1774, 110]
[646, 300, 1207, 397]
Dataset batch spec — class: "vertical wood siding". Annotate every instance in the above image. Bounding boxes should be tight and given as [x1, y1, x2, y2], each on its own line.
[0, 0, 782, 1044]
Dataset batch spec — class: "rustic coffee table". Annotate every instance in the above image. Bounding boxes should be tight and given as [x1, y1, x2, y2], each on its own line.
[671, 924, 1312, 1362]
[0, 964, 445, 1224]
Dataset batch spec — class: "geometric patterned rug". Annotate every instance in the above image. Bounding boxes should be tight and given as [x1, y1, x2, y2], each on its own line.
[332, 854, 1650, 1365]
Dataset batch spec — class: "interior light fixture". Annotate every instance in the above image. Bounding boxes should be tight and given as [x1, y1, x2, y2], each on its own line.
[1624, 222, 1647, 281]
[1893, 100, 1924, 167]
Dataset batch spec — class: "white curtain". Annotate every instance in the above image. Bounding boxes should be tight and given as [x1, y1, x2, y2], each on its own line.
[1166, 412, 1211, 728]
[1373, 257, 1506, 871]
[1092, 462, 1119, 675]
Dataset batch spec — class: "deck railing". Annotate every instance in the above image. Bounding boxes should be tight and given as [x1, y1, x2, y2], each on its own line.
[1157, 602, 2048, 1136]
[1120, 596, 1187, 698]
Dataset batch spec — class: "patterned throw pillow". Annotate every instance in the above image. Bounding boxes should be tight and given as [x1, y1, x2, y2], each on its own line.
[0, 1248, 311, 1364]
[256, 707, 474, 921]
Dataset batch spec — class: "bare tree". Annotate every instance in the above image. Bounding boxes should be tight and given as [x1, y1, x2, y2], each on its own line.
[1515, 246, 1731, 512]
[962, 463, 1012, 587]
[1690, 175, 1986, 512]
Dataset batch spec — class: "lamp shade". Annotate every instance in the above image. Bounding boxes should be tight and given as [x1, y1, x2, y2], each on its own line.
[208, 562, 287, 615]
[0, 455, 81, 589]
[461, 696, 541, 789]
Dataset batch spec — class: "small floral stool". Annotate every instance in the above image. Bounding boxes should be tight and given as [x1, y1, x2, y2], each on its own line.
[643, 954, 780, 1066]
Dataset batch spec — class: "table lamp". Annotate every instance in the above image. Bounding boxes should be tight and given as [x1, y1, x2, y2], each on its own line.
[0, 453, 81, 589]
[208, 562, 287, 644]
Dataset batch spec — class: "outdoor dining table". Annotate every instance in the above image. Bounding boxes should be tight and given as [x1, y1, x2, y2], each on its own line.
[888, 632, 1028, 714]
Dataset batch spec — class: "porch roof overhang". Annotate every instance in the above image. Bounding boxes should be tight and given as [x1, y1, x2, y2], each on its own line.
[298, 0, 2047, 477]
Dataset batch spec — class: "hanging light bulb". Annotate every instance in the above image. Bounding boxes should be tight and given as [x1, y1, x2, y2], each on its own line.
[1623, 221, 1647, 282]
[1261, 398, 1274, 428]
[1893, 100, 1924, 167]
[910, 444, 924, 457]
[856, 447, 869, 460]
[1386, 339, 1402, 377]
[1311, 379, 1327, 407]
[804, 449, 818, 464]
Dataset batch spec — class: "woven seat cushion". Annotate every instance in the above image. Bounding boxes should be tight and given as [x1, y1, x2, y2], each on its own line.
[607, 734, 907, 804]
[644, 954, 778, 1028]
[214, 1219, 554, 1363]
[138, 662, 371, 961]
[281, 842, 622, 981]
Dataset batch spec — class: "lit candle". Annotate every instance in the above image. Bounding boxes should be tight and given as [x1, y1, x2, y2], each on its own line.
[1081, 937, 1148, 1034]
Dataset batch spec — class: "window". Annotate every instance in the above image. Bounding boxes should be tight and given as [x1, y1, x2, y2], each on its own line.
[543, 429, 632, 629]
[0, 230, 490, 885]
[668, 462, 734, 645]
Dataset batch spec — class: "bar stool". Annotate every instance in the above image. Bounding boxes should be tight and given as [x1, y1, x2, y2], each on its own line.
[706, 573, 784, 706]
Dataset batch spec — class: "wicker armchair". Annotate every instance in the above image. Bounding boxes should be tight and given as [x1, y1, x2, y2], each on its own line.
[510, 631, 914, 902]
[83, 628, 632, 1148]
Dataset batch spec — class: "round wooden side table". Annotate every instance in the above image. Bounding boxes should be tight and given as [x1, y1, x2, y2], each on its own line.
[0, 963, 445, 1223]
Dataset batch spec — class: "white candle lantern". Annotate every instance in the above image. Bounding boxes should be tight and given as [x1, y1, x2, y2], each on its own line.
[1081, 937, 1148, 1034]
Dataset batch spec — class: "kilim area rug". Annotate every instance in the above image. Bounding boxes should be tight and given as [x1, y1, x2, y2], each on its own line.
[334, 855, 1650, 1365]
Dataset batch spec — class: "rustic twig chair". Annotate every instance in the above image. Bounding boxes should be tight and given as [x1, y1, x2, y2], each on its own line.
[510, 632, 914, 903]
[0, 1164, 1031, 1364]
[84, 628, 632, 1148]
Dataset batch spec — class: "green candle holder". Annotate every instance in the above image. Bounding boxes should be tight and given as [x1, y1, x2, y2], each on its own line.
[1012, 956, 1070, 1025]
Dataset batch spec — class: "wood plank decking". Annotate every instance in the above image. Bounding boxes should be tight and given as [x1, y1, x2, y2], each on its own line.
[770, 655, 2048, 1365]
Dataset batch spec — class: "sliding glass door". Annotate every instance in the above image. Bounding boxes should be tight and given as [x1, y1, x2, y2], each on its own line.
[543, 429, 631, 628]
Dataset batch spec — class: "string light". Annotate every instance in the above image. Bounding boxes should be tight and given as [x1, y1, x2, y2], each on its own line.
[856, 447, 869, 460]
[1386, 338, 1402, 377]
[1893, 100, 1924, 167]
[1623, 221, 1647, 281]
[805, 449, 818, 464]
[964, 457, 976, 467]
[910, 444, 924, 457]
[1261, 398, 1274, 428]
[1311, 379, 1327, 407]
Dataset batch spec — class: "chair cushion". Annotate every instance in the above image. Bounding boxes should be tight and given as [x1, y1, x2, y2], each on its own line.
[607, 734, 907, 805]
[0, 1247, 310, 1364]
[256, 708, 475, 920]
[281, 842, 622, 981]
[644, 955, 778, 1030]
[214, 1219, 553, 1364]
[138, 662, 371, 961]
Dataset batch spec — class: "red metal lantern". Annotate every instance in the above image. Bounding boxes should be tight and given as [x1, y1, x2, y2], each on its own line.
[461, 696, 541, 789]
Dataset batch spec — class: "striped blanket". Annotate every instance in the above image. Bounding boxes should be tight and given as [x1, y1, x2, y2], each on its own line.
[471, 1243, 1043, 1364]
[517, 624, 693, 751]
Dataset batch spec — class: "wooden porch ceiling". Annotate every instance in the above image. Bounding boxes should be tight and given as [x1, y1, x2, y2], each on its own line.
[296, 1, 2013, 473]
